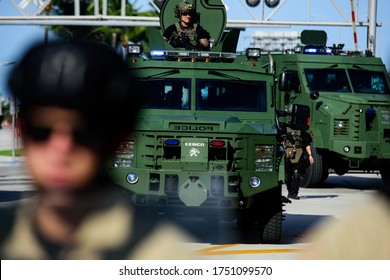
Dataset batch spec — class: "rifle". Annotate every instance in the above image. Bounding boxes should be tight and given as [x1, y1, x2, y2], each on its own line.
[170, 34, 201, 50]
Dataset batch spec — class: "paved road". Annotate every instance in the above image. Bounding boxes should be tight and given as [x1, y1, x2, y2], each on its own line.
[188, 173, 382, 259]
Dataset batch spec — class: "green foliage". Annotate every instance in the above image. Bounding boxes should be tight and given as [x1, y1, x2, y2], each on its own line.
[48, 0, 158, 48]
[0, 100, 11, 124]
[0, 149, 23, 157]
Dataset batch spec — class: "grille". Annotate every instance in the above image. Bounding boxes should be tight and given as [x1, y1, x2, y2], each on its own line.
[113, 140, 134, 167]
[255, 144, 275, 172]
[333, 119, 349, 136]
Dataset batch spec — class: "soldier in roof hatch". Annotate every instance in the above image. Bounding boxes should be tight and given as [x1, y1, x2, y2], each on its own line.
[163, 1, 211, 50]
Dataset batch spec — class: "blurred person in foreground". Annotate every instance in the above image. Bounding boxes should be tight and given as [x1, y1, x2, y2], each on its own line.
[301, 181, 390, 259]
[0, 41, 194, 260]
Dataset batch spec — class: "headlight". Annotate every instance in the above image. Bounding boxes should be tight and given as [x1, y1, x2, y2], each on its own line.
[113, 140, 135, 168]
[334, 119, 349, 136]
[249, 177, 261, 188]
[127, 44, 141, 55]
[254, 145, 274, 172]
[126, 173, 139, 184]
[246, 48, 261, 59]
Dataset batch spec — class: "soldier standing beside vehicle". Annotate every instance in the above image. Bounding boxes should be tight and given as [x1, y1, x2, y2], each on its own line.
[282, 125, 314, 200]
[163, 1, 211, 50]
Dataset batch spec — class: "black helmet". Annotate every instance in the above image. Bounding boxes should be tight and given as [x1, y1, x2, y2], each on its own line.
[8, 41, 140, 152]
[174, 1, 195, 18]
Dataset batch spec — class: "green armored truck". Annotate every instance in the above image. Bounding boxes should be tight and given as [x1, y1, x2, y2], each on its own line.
[108, 0, 308, 243]
[261, 30, 390, 187]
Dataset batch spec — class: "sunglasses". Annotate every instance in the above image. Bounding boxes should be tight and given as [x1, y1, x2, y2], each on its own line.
[25, 124, 96, 147]
[181, 12, 193, 16]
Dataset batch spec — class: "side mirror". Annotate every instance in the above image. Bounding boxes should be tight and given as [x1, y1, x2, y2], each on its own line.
[278, 72, 289, 91]
[289, 104, 310, 130]
[310, 90, 320, 100]
[278, 71, 300, 93]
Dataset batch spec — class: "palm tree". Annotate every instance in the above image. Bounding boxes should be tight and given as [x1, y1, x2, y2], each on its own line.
[47, 0, 158, 50]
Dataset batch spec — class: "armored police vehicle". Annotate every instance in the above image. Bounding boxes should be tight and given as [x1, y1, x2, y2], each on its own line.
[108, 0, 305, 244]
[262, 30, 390, 187]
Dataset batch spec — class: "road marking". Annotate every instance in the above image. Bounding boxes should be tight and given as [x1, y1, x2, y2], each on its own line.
[196, 244, 301, 256]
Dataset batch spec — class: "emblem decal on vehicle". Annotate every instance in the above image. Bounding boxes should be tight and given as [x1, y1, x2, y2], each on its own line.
[189, 148, 200, 157]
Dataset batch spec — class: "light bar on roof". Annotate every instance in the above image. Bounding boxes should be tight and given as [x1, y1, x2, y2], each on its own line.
[150, 50, 236, 60]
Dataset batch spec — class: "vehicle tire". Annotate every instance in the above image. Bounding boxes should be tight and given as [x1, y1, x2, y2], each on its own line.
[237, 209, 283, 242]
[261, 211, 282, 244]
[237, 186, 282, 244]
[258, 186, 282, 244]
[300, 146, 323, 188]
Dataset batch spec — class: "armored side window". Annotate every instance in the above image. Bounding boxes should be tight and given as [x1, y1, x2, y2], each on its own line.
[196, 79, 267, 112]
[139, 78, 191, 110]
[348, 69, 390, 94]
[305, 68, 351, 93]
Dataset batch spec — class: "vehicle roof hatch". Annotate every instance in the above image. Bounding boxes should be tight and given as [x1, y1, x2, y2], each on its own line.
[160, 0, 227, 50]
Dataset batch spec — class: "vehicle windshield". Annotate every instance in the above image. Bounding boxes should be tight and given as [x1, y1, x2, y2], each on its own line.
[304, 69, 351, 92]
[304, 68, 390, 94]
[138, 78, 190, 109]
[348, 69, 389, 94]
[196, 79, 267, 112]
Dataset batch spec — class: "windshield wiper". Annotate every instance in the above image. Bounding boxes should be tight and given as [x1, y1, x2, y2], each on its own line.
[325, 64, 338, 69]
[144, 69, 180, 80]
[352, 64, 369, 71]
[208, 70, 241, 80]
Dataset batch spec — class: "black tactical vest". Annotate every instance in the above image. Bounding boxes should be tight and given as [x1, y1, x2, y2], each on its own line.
[173, 22, 198, 47]
[284, 127, 304, 163]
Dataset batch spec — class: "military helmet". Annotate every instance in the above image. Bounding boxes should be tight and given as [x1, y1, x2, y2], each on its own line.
[174, 1, 194, 18]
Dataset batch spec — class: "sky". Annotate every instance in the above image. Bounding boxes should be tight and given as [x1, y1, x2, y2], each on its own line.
[1, 0, 389, 97]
